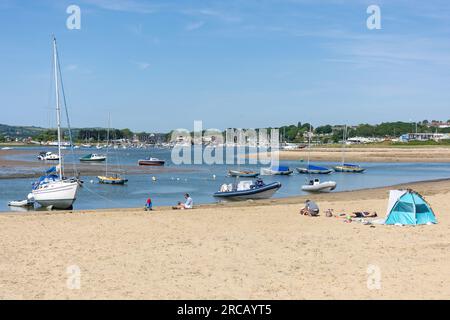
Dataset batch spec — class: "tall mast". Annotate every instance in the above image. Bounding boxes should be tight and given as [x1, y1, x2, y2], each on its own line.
[105, 113, 110, 176]
[53, 36, 63, 179]
[307, 123, 311, 167]
[341, 125, 347, 166]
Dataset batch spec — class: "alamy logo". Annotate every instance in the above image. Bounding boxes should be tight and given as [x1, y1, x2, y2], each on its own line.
[366, 5, 381, 30]
[366, 264, 381, 290]
[170, 121, 280, 166]
[66, 264, 81, 290]
[66, 5, 81, 30]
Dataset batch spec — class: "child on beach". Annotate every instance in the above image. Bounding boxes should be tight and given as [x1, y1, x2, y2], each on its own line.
[145, 197, 153, 211]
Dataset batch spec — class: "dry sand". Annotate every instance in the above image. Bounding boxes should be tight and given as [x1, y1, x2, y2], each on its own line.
[0, 179, 449, 300]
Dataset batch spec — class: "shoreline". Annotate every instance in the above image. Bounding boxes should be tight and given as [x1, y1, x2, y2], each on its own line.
[2, 177, 449, 215]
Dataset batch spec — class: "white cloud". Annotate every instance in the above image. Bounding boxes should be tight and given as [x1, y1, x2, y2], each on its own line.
[66, 64, 78, 71]
[82, 0, 160, 14]
[133, 62, 150, 70]
[185, 21, 205, 31]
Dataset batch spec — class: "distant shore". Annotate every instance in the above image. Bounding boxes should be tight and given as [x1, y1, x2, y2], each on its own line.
[0, 178, 448, 299]
[251, 147, 450, 163]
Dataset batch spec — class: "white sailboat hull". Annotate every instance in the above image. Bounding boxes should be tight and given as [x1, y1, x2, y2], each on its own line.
[32, 180, 79, 209]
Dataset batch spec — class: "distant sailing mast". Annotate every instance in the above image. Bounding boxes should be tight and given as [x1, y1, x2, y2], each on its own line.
[97, 114, 128, 185]
[333, 125, 366, 173]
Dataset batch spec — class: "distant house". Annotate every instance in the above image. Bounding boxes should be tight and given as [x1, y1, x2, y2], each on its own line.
[407, 133, 448, 141]
[429, 121, 450, 129]
[346, 136, 383, 144]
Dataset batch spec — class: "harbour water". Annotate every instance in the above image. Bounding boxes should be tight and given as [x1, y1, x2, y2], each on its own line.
[1, 147, 450, 212]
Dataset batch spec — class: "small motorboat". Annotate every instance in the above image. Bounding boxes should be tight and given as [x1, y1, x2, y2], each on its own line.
[301, 178, 337, 193]
[333, 163, 365, 173]
[97, 175, 128, 185]
[38, 151, 59, 161]
[1, 147, 13, 150]
[214, 178, 281, 201]
[8, 199, 34, 207]
[138, 157, 165, 166]
[79, 153, 106, 162]
[228, 169, 259, 178]
[261, 166, 293, 175]
[297, 164, 332, 174]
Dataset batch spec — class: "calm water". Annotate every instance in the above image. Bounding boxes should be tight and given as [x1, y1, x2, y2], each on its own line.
[1, 147, 450, 212]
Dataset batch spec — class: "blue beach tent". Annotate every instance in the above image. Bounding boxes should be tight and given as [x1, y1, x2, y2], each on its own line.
[385, 190, 437, 225]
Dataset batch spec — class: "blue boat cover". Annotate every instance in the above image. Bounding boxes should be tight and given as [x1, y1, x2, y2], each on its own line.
[308, 165, 329, 171]
[271, 166, 290, 171]
[32, 174, 59, 190]
[343, 163, 360, 167]
[46, 166, 57, 174]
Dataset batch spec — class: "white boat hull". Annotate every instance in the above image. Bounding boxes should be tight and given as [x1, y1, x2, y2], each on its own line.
[261, 168, 293, 175]
[32, 180, 79, 209]
[301, 181, 337, 193]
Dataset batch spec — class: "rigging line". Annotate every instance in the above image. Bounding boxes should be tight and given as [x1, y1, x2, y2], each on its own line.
[55, 42, 78, 178]
[81, 184, 121, 205]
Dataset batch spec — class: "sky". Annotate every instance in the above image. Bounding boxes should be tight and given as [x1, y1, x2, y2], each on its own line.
[0, 0, 450, 132]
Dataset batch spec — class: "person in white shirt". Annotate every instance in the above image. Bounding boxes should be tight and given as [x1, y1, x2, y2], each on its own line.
[173, 193, 193, 210]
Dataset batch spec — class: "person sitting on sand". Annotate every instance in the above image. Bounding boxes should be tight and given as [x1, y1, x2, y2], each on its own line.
[300, 199, 319, 216]
[173, 193, 193, 210]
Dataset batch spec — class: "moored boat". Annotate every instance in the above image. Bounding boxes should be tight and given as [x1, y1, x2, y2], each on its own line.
[214, 179, 281, 200]
[79, 153, 106, 162]
[32, 37, 80, 210]
[97, 175, 128, 185]
[138, 157, 165, 166]
[261, 166, 293, 175]
[301, 178, 337, 193]
[333, 163, 365, 173]
[8, 199, 34, 207]
[297, 164, 332, 174]
[228, 169, 259, 178]
[38, 151, 59, 161]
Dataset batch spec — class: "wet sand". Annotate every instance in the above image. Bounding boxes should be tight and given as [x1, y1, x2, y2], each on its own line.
[0, 179, 449, 299]
[0, 149, 194, 179]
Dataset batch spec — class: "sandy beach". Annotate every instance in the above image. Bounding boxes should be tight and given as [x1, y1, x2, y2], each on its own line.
[1, 179, 449, 300]
[250, 147, 450, 163]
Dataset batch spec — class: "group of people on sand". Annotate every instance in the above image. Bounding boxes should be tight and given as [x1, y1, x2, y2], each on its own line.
[299, 199, 377, 219]
[145, 193, 194, 211]
[145, 194, 376, 219]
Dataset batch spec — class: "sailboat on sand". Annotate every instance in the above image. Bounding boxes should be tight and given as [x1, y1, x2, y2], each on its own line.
[31, 36, 80, 209]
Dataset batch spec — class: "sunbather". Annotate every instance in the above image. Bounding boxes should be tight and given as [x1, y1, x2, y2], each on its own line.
[350, 211, 378, 218]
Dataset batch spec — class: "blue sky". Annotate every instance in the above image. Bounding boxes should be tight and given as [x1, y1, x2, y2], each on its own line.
[0, 0, 449, 132]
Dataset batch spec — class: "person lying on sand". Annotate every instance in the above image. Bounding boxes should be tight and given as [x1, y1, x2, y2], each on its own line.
[350, 211, 378, 218]
[299, 199, 319, 216]
[172, 193, 194, 210]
